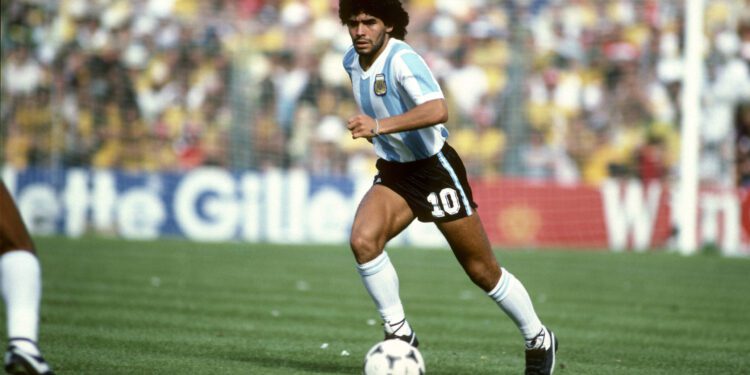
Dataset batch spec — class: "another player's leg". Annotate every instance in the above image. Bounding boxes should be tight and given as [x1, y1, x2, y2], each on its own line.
[350, 184, 418, 346]
[0, 183, 55, 375]
[437, 214, 557, 374]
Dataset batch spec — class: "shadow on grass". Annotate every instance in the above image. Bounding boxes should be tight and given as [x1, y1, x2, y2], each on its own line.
[228, 351, 361, 374]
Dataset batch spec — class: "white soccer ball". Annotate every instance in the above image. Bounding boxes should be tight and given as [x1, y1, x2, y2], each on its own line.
[363, 339, 425, 375]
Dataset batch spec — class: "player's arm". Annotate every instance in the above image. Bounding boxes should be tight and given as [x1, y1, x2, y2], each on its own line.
[376, 98, 448, 134]
[346, 98, 448, 139]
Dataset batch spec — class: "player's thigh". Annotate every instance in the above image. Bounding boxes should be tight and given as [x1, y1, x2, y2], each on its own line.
[436, 213, 495, 261]
[0, 181, 35, 254]
[350, 184, 414, 263]
[436, 213, 499, 289]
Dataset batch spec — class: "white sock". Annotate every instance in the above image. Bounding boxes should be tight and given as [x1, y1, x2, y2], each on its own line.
[526, 326, 552, 350]
[488, 267, 543, 343]
[356, 252, 412, 335]
[9, 338, 41, 356]
[1, 251, 41, 348]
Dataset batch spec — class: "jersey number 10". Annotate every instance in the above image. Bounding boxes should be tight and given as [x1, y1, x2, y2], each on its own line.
[427, 188, 461, 218]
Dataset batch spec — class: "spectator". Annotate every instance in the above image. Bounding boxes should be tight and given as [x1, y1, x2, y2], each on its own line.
[736, 103, 750, 187]
[635, 133, 668, 184]
[519, 130, 557, 181]
[451, 94, 506, 178]
[444, 46, 489, 123]
[2, 46, 44, 97]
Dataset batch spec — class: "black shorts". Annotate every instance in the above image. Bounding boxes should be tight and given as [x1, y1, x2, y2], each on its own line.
[374, 142, 478, 223]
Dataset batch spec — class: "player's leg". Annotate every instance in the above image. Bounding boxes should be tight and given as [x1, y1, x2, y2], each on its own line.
[436, 213, 557, 374]
[436, 214, 546, 335]
[0, 182, 55, 375]
[350, 184, 418, 345]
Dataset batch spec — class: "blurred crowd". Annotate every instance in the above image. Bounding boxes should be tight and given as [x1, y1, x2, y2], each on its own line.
[2, 0, 750, 187]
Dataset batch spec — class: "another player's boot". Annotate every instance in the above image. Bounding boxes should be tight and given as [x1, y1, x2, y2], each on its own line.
[383, 319, 419, 348]
[4, 338, 55, 375]
[524, 327, 557, 375]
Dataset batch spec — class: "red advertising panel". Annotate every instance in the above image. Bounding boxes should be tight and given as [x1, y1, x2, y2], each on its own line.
[472, 179, 673, 249]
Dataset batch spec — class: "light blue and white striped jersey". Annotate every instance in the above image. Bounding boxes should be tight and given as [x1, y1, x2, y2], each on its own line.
[343, 39, 449, 162]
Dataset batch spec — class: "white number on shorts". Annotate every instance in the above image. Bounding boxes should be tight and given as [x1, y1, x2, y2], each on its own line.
[427, 188, 461, 218]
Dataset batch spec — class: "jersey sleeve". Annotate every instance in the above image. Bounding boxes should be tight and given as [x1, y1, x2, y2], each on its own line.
[393, 51, 444, 105]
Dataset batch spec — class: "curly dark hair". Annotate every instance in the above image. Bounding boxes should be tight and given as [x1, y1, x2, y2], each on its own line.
[338, 0, 409, 40]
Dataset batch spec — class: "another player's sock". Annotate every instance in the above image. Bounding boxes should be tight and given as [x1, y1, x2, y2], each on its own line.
[1, 251, 41, 343]
[487, 267, 543, 342]
[356, 252, 410, 331]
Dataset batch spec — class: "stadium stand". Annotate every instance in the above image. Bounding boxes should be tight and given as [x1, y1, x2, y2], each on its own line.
[2, 0, 749, 186]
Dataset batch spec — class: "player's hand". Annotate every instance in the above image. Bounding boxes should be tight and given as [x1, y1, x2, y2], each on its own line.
[346, 114, 378, 139]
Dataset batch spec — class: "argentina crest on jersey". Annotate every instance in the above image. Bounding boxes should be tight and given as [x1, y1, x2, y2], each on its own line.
[373, 73, 387, 96]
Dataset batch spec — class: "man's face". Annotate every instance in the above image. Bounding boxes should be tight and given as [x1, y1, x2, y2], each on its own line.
[346, 12, 393, 57]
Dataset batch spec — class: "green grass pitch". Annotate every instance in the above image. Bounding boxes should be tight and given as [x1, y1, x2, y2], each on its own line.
[7, 236, 750, 374]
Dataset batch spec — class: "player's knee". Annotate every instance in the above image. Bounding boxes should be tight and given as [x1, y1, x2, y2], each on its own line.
[465, 262, 500, 292]
[349, 231, 380, 262]
[349, 232, 373, 253]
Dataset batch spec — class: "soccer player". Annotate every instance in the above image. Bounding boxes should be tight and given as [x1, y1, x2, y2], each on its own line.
[1, 181, 55, 375]
[338, 1, 558, 373]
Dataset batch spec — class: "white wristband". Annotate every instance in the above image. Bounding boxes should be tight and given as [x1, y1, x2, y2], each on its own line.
[373, 119, 381, 136]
